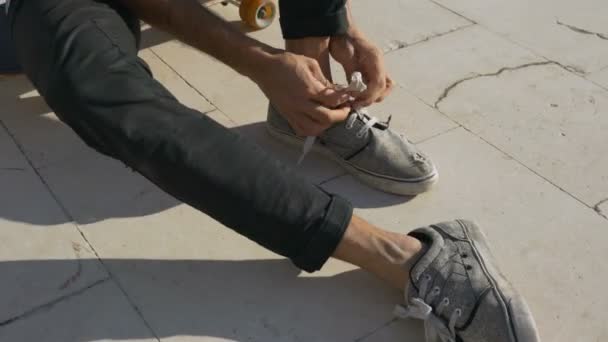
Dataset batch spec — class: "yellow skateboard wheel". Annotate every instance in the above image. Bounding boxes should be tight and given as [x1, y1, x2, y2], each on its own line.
[239, 0, 276, 30]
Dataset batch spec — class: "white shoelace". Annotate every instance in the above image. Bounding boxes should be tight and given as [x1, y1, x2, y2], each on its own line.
[297, 72, 382, 165]
[394, 274, 463, 342]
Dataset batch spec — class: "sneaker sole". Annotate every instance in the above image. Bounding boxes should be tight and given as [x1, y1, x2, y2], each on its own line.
[266, 124, 439, 196]
[458, 220, 541, 342]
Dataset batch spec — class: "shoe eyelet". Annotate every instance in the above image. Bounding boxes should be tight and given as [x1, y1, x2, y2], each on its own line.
[455, 308, 462, 316]
[461, 253, 468, 258]
[465, 265, 473, 271]
[442, 297, 450, 305]
[432, 286, 441, 294]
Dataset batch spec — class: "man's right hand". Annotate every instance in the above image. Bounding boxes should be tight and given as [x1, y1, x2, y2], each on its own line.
[251, 51, 351, 137]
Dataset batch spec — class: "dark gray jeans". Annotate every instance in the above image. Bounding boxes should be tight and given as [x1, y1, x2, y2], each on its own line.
[7, 0, 352, 272]
[279, 0, 348, 39]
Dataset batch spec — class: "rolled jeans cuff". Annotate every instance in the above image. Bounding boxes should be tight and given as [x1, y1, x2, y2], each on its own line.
[292, 192, 353, 272]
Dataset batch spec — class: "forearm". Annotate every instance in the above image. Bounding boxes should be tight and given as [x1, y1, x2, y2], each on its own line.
[343, 0, 362, 36]
[117, 0, 277, 78]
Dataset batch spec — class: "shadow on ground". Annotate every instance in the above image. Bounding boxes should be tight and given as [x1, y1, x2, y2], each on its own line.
[0, 258, 424, 341]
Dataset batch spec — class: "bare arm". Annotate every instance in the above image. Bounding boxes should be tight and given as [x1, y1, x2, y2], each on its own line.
[117, 0, 351, 135]
[117, 0, 276, 78]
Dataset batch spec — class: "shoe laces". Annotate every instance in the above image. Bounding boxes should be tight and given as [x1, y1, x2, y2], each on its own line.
[297, 72, 388, 165]
[345, 107, 384, 138]
[394, 274, 463, 342]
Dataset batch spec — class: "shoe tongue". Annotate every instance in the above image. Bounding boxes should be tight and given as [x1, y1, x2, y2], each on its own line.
[407, 226, 445, 288]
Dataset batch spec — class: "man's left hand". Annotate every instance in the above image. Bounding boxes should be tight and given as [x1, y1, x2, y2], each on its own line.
[329, 30, 394, 107]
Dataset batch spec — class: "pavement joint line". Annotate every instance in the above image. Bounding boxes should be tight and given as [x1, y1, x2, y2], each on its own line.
[428, 0, 477, 25]
[415, 125, 462, 144]
[556, 20, 608, 41]
[585, 77, 608, 93]
[353, 318, 398, 342]
[0, 278, 110, 327]
[432, 119, 605, 220]
[0, 120, 163, 342]
[147, 48, 238, 127]
[384, 23, 476, 55]
[433, 60, 584, 109]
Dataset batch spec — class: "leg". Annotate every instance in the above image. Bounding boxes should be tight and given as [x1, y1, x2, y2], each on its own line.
[334, 218, 541, 342]
[8, 0, 350, 272]
[334, 216, 423, 290]
[9, 2, 540, 340]
[279, 0, 348, 80]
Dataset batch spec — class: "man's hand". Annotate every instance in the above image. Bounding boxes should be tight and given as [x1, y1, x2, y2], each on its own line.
[118, 0, 349, 136]
[252, 51, 351, 137]
[329, 30, 394, 108]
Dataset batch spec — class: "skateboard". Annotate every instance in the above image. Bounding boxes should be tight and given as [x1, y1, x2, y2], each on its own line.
[211, 0, 277, 30]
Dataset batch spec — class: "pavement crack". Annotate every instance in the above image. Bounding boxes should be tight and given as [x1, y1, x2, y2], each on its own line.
[384, 24, 476, 54]
[434, 60, 583, 108]
[594, 198, 608, 219]
[556, 20, 608, 41]
[58, 242, 84, 290]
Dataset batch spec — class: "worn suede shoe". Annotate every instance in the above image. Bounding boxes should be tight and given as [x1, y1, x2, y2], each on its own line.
[266, 105, 438, 195]
[396, 220, 540, 342]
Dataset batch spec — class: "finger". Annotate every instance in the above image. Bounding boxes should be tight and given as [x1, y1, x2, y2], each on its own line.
[288, 114, 326, 137]
[353, 75, 386, 107]
[375, 77, 395, 103]
[313, 87, 352, 108]
[307, 58, 332, 88]
[305, 103, 351, 126]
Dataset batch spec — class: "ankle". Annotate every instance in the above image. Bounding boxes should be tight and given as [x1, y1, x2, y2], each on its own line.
[285, 37, 332, 80]
[333, 216, 426, 290]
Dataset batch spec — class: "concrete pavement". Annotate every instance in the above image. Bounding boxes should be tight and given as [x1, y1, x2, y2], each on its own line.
[1, 0, 607, 341]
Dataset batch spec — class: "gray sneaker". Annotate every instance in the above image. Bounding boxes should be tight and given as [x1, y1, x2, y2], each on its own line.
[397, 220, 540, 342]
[266, 105, 438, 195]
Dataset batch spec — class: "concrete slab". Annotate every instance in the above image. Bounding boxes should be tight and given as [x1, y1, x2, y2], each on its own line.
[37, 155, 172, 225]
[596, 199, 608, 219]
[0, 76, 96, 169]
[322, 128, 608, 341]
[149, 3, 282, 126]
[349, 0, 472, 52]
[40, 180, 403, 341]
[361, 85, 459, 143]
[0, 124, 26, 169]
[0, 281, 155, 342]
[0, 137, 106, 322]
[385, 25, 540, 106]
[434, 0, 608, 73]
[138, 49, 230, 126]
[588, 66, 608, 89]
[438, 63, 608, 206]
[358, 320, 423, 342]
